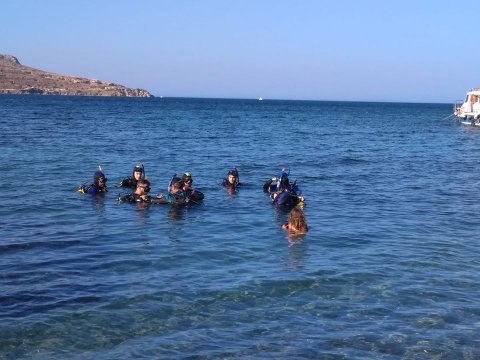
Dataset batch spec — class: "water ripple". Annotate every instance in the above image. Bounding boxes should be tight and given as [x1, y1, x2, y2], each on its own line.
[1, 97, 479, 359]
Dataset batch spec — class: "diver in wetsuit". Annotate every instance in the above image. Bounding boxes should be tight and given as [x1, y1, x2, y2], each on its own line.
[158, 173, 204, 205]
[222, 168, 240, 189]
[118, 179, 169, 204]
[263, 168, 304, 207]
[181, 172, 205, 203]
[158, 177, 190, 205]
[263, 167, 289, 193]
[77, 170, 108, 194]
[119, 164, 145, 189]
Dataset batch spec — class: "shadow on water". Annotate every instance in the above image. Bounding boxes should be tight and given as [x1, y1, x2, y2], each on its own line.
[89, 193, 107, 215]
[285, 233, 308, 270]
[224, 186, 239, 198]
[271, 203, 301, 228]
[167, 206, 186, 225]
[132, 204, 152, 226]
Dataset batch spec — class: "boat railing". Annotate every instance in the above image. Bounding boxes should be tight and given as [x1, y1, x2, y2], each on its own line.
[454, 100, 464, 114]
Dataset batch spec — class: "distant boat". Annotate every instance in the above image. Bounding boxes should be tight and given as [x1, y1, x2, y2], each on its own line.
[454, 88, 480, 126]
[258, 97, 263, 101]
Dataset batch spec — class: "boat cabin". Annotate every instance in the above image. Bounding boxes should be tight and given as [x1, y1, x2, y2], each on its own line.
[455, 88, 480, 119]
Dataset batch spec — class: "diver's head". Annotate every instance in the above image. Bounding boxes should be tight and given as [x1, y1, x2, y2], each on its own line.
[182, 172, 193, 189]
[94, 170, 107, 188]
[171, 177, 184, 194]
[135, 179, 151, 195]
[227, 170, 237, 185]
[133, 164, 145, 181]
[280, 176, 290, 191]
[278, 169, 290, 191]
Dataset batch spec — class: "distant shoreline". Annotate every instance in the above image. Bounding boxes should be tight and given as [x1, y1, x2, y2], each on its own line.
[0, 54, 153, 98]
[0, 93, 453, 105]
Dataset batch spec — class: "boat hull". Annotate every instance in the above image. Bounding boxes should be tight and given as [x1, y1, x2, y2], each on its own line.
[460, 119, 480, 127]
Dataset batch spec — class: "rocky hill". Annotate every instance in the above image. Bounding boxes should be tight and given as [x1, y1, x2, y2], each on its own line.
[0, 55, 153, 97]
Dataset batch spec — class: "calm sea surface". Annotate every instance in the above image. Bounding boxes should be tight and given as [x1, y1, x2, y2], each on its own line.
[0, 96, 479, 359]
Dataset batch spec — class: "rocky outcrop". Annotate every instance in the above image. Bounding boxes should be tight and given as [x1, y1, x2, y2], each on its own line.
[0, 55, 153, 97]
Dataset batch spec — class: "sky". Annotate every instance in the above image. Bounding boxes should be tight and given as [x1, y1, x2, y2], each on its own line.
[1, 0, 479, 103]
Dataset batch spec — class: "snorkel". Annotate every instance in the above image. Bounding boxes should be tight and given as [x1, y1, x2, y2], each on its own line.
[168, 174, 177, 193]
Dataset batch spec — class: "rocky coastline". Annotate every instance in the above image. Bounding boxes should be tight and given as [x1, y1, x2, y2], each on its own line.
[0, 55, 153, 97]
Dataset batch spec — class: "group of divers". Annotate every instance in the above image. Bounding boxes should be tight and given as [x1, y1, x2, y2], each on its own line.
[77, 165, 308, 234]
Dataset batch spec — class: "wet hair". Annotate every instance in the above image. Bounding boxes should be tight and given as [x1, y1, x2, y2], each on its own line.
[279, 175, 290, 191]
[287, 207, 308, 234]
[171, 177, 184, 190]
[136, 179, 151, 193]
[93, 170, 107, 186]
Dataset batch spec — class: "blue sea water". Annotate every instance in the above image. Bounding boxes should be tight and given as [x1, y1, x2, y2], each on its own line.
[0, 95, 479, 359]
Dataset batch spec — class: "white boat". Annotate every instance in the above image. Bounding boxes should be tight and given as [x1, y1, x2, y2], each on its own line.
[454, 88, 480, 126]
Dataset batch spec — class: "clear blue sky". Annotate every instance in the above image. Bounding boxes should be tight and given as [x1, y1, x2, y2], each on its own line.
[1, 0, 478, 102]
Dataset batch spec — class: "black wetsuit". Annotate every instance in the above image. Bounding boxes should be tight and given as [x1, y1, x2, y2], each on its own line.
[119, 193, 169, 204]
[78, 183, 107, 195]
[120, 166, 146, 189]
[119, 176, 137, 189]
[222, 179, 240, 190]
[185, 188, 205, 202]
[166, 192, 190, 205]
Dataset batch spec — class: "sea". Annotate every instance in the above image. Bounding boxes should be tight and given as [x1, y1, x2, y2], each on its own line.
[0, 95, 479, 359]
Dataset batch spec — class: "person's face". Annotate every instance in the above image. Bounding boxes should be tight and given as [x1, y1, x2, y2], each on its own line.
[136, 184, 148, 196]
[183, 178, 192, 189]
[228, 175, 236, 184]
[134, 170, 142, 181]
[97, 177, 106, 188]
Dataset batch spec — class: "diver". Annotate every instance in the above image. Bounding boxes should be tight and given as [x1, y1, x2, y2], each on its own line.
[271, 188, 302, 207]
[181, 172, 205, 203]
[77, 169, 108, 195]
[263, 167, 290, 193]
[181, 172, 193, 193]
[119, 164, 145, 188]
[118, 179, 170, 204]
[263, 168, 304, 208]
[157, 177, 190, 206]
[222, 168, 240, 189]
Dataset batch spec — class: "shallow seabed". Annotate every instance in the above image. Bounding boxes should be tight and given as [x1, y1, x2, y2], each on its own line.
[1, 96, 479, 359]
